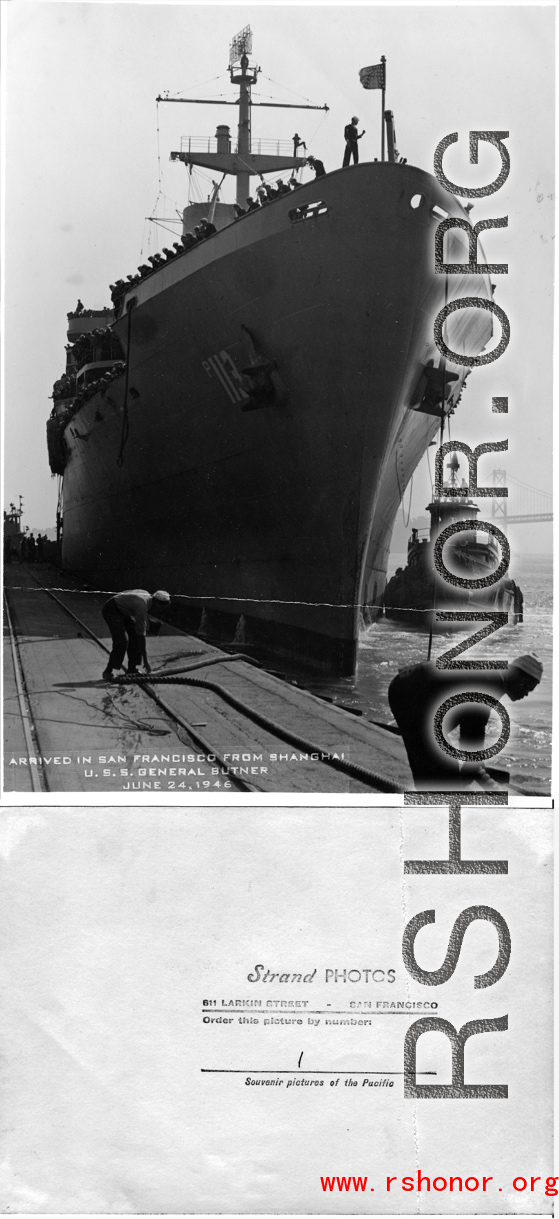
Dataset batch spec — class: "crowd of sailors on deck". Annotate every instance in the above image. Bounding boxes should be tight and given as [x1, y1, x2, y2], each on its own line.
[108, 163, 329, 315]
[50, 328, 125, 404]
[50, 360, 126, 407]
[109, 216, 221, 311]
[50, 372, 77, 402]
[67, 328, 122, 370]
[67, 301, 109, 320]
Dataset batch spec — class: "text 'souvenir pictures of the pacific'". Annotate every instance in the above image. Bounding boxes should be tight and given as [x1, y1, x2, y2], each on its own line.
[4, 4, 553, 799]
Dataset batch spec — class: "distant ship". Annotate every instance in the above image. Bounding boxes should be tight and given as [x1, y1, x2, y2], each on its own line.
[47, 26, 496, 674]
[382, 453, 523, 628]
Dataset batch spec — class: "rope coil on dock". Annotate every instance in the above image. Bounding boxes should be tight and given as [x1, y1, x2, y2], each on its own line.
[117, 672, 404, 794]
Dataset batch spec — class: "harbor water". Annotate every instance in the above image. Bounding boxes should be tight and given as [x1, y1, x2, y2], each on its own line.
[304, 553, 552, 796]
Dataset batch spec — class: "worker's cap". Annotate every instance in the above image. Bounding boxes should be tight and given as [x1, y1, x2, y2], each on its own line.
[510, 653, 543, 681]
[306, 156, 315, 164]
[152, 590, 171, 603]
[351, 115, 359, 122]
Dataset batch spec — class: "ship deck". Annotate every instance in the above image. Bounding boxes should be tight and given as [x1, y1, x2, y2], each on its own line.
[4, 563, 414, 795]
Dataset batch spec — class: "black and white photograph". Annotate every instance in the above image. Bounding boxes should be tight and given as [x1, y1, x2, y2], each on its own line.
[3, 3, 553, 799]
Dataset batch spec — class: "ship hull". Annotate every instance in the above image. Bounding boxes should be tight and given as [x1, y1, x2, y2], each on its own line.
[61, 163, 492, 673]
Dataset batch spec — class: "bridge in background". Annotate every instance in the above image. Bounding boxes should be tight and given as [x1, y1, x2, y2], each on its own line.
[492, 470, 552, 526]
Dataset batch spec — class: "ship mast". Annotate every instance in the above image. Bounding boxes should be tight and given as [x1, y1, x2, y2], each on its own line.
[232, 42, 256, 206]
[158, 26, 329, 207]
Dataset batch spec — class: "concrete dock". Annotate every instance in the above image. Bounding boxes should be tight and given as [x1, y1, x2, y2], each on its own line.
[4, 563, 413, 794]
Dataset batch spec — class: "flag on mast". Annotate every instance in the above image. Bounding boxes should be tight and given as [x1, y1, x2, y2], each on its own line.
[359, 62, 385, 90]
[359, 57, 387, 160]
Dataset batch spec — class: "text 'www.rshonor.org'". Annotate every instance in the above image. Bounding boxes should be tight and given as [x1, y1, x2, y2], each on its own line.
[319, 1175, 559, 1196]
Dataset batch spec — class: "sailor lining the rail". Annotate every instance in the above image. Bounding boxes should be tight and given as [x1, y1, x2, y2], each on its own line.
[181, 232, 197, 251]
[306, 155, 326, 178]
[101, 589, 171, 681]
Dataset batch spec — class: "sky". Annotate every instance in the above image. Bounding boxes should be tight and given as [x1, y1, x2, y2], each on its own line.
[3, 2, 554, 554]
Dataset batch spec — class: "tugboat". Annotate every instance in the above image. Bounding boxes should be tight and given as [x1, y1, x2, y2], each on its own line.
[3, 498, 24, 563]
[382, 453, 523, 628]
[46, 26, 500, 675]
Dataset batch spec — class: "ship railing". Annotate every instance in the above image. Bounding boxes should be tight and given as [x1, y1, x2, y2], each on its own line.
[179, 136, 296, 157]
[288, 200, 328, 224]
[251, 138, 299, 156]
[67, 308, 113, 322]
[76, 360, 119, 386]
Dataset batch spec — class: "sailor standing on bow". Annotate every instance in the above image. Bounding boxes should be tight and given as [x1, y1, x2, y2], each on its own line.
[343, 116, 365, 166]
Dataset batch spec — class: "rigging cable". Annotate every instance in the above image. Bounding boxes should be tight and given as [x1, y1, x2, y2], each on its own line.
[148, 218, 184, 239]
[306, 107, 329, 148]
[156, 99, 162, 199]
[402, 472, 414, 528]
[165, 72, 229, 99]
[154, 100, 164, 248]
[426, 445, 434, 496]
[259, 74, 315, 104]
[116, 302, 134, 468]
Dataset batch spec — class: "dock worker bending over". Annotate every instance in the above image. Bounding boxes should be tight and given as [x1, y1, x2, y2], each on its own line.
[387, 653, 543, 790]
[101, 589, 171, 681]
[343, 116, 365, 166]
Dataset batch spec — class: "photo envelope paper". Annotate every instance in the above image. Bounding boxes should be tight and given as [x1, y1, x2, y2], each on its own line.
[0, 804, 552, 1213]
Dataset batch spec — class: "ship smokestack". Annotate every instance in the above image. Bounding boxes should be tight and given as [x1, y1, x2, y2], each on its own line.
[216, 125, 231, 154]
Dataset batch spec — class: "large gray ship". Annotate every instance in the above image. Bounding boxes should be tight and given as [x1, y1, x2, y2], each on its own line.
[47, 28, 494, 674]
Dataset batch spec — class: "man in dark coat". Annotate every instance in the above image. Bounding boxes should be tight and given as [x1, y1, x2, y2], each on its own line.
[388, 653, 543, 790]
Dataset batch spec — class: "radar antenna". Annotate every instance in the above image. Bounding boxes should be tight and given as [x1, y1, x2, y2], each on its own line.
[229, 25, 252, 65]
